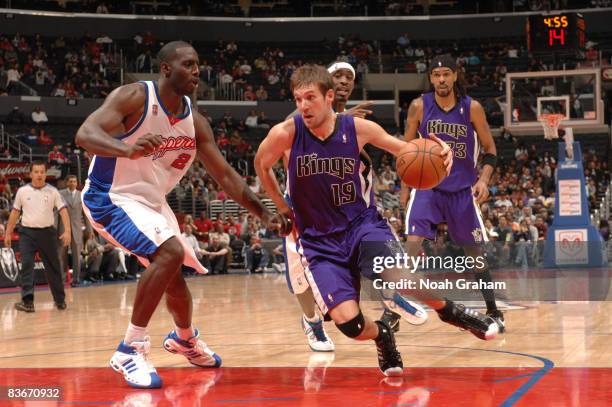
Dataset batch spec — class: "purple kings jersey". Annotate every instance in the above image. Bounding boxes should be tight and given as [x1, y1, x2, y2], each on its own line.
[288, 114, 374, 237]
[418, 92, 478, 192]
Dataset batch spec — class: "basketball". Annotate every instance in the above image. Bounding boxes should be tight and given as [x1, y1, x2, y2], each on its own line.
[396, 138, 447, 189]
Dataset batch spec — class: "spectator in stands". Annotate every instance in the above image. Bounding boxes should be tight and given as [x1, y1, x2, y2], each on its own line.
[38, 128, 53, 146]
[210, 222, 230, 247]
[31, 106, 48, 124]
[182, 224, 205, 264]
[243, 85, 256, 101]
[6, 63, 22, 94]
[96, 2, 109, 14]
[244, 236, 269, 273]
[193, 211, 212, 235]
[48, 146, 66, 166]
[181, 214, 205, 240]
[255, 85, 268, 101]
[245, 110, 258, 128]
[136, 50, 153, 73]
[0, 173, 12, 200]
[257, 111, 270, 129]
[201, 235, 228, 274]
[6, 106, 26, 124]
[270, 244, 285, 273]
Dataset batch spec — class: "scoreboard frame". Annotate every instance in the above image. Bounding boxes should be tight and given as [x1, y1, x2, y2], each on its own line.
[527, 13, 586, 52]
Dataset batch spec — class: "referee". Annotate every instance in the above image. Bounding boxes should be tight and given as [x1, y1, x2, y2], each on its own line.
[4, 162, 71, 312]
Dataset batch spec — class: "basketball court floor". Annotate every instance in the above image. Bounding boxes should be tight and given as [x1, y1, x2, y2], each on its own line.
[1, 273, 611, 406]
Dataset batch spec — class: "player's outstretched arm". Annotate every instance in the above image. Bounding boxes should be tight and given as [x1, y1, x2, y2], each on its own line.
[403, 97, 422, 142]
[254, 120, 294, 215]
[193, 112, 271, 222]
[471, 100, 497, 204]
[76, 83, 161, 159]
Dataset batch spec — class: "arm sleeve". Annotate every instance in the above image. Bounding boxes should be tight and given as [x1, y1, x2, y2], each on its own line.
[12, 188, 23, 211]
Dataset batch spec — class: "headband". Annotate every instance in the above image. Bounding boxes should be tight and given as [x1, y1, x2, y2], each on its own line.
[327, 62, 356, 77]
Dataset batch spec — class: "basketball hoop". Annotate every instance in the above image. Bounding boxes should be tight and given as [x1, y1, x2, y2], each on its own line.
[539, 113, 565, 140]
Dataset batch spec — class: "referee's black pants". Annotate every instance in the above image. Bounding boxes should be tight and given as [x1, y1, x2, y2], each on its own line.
[19, 226, 65, 304]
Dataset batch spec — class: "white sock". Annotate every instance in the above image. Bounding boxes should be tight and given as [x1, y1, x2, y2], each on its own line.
[176, 325, 195, 341]
[304, 313, 320, 323]
[124, 322, 147, 345]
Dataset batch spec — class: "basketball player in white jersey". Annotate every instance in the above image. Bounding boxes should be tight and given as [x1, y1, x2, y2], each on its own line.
[284, 62, 427, 353]
[76, 41, 281, 389]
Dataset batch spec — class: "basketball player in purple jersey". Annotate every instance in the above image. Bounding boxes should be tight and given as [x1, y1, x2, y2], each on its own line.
[284, 62, 426, 353]
[256, 65, 498, 376]
[400, 54, 505, 331]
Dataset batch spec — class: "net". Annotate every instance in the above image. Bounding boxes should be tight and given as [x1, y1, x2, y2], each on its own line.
[539, 113, 565, 140]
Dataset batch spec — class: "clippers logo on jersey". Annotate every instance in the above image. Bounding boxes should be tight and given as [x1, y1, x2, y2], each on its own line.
[152, 105, 158, 115]
[426, 119, 468, 140]
[296, 153, 356, 180]
[145, 135, 196, 160]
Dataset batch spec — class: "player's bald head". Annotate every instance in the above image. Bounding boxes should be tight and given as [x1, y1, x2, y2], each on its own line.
[157, 41, 195, 64]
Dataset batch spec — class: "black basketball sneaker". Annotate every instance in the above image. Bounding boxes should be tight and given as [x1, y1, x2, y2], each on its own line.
[374, 320, 403, 376]
[437, 300, 498, 340]
[380, 309, 401, 333]
[487, 309, 506, 333]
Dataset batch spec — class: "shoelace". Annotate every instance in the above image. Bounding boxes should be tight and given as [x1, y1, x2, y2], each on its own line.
[130, 336, 155, 371]
[311, 322, 329, 343]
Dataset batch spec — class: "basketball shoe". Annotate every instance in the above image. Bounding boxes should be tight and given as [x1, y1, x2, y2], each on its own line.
[302, 315, 335, 352]
[487, 309, 506, 333]
[437, 300, 498, 340]
[162, 329, 222, 367]
[109, 336, 162, 389]
[374, 320, 403, 376]
[381, 292, 428, 330]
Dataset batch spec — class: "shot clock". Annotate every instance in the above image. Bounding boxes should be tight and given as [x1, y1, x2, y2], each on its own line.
[527, 13, 586, 52]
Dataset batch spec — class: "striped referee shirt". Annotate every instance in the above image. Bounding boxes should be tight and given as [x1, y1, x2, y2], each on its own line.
[12, 183, 66, 228]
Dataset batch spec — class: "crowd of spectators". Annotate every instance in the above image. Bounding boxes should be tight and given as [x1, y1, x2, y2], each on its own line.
[0, 32, 118, 99]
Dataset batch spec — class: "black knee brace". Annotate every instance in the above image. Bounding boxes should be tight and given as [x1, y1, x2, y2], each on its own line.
[335, 311, 366, 338]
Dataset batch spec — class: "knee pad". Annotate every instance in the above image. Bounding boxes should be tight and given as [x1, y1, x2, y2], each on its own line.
[335, 311, 366, 338]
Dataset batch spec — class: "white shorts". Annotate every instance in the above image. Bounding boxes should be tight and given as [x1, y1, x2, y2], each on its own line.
[82, 184, 206, 274]
[284, 231, 309, 295]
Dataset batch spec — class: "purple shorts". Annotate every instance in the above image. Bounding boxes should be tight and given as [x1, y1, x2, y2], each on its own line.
[405, 187, 488, 244]
[296, 207, 398, 314]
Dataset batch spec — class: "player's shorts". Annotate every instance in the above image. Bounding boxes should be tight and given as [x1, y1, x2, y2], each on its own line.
[405, 187, 488, 244]
[296, 206, 398, 315]
[82, 181, 206, 273]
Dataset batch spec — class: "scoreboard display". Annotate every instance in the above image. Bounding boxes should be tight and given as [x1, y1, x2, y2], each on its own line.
[527, 13, 586, 52]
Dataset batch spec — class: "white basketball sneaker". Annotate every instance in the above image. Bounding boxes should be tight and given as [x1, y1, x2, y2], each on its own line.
[162, 329, 222, 367]
[301, 315, 335, 352]
[109, 336, 162, 389]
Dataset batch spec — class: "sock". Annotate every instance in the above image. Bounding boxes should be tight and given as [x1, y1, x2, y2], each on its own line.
[475, 270, 497, 313]
[124, 322, 147, 345]
[176, 325, 196, 341]
[304, 313, 321, 324]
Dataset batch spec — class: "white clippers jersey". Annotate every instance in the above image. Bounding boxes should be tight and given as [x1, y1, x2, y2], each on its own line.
[85, 81, 196, 209]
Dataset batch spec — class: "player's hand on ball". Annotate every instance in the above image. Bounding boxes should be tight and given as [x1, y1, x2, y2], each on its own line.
[429, 133, 453, 175]
[472, 180, 490, 204]
[126, 133, 163, 159]
[346, 101, 373, 118]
